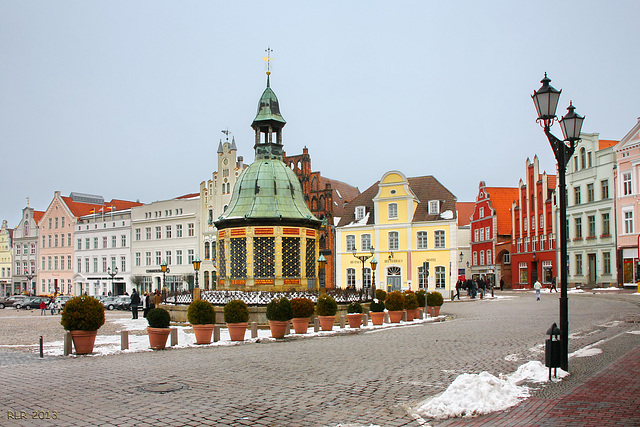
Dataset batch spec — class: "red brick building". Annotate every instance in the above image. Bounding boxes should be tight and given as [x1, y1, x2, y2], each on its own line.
[511, 156, 557, 289]
[470, 182, 519, 288]
[284, 147, 360, 289]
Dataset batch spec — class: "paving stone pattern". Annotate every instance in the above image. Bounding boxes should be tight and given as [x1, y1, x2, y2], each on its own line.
[0, 291, 638, 426]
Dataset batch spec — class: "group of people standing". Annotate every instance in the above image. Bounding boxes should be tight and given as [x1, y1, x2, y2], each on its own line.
[39, 298, 61, 315]
[130, 289, 162, 319]
[453, 276, 494, 300]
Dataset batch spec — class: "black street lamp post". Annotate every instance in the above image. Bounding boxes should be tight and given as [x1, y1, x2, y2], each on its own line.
[107, 266, 118, 296]
[370, 255, 377, 300]
[317, 254, 326, 294]
[532, 73, 585, 372]
[352, 247, 374, 299]
[24, 269, 34, 296]
[193, 256, 201, 289]
[161, 260, 168, 293]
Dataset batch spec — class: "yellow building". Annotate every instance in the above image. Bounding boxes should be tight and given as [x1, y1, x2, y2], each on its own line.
[335, 171, 459, 297]
[0, 220, 13, 296]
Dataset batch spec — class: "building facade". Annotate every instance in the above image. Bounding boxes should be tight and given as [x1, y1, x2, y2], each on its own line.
[0, 220, 13, 296]
[73, 207, 141, 296]
[470, 182, 518, 287]
[130, 195, 201, 293]
[199, 133, 247, 290]
[511, 157, 557, 289]
[336, 171, 459, 297]
[284, 147, 360, 289]
[12, 207, 44, 295]
[614, 118, 640, 285]
[563, 133, 618, 287]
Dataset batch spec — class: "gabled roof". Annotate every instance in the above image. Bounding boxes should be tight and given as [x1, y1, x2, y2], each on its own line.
[321, 177, 360, 218]
[33, 211, 45, 225]
[599, 139, 618, 150]
[338, 175, 457, 227]
[456, 202, 475, 226]
[483, 187, 519, 235]
[175, 193, 200, 200]
[61, 196, 142, 218]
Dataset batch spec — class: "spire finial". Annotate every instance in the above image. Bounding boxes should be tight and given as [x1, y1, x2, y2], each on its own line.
[263, 47, 273, 86]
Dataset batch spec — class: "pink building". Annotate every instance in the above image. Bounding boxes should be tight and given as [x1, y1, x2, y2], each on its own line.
[614, 119, 640, 285]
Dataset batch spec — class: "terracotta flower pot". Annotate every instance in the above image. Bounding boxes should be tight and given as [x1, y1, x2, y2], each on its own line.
[192, 324, 214, 345]
[268, 320, 289, 339]
[70, 330, 98, 355]
[318, 315, 335, 331]
[291, 317, 310, 334]
[147, 327, 171, 350]
[370, 311, 385, 325]
[388, 310, 404, 323]
[346, 313, 363, 328]
[434, 306, 441, 316]
[405, 309, 415, 321]
[227, 322, 248, 341]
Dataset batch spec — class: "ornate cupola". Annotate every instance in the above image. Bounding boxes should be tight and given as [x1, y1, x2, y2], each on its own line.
[213, 55, 323, 292]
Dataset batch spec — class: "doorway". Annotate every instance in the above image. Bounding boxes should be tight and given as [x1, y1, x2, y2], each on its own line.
[386, 266, 401, 292]
[531, 262, 538, 284]
[588, 254, 596, 285]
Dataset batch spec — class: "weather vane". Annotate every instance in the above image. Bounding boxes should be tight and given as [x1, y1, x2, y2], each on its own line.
[263, 47, 273, 76]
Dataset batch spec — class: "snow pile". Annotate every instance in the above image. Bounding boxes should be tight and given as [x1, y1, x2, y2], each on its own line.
[415, 361, 566, 420]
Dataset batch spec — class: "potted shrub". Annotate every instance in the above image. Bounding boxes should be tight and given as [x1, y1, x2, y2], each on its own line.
[415, 289, 426, 319]
[147, 307, 171, 349]
[346, 302, 363, 328]
[224, 299, 249, 341]
[290, 297, 315, 334]
[375, 289, 387, 302]
[404, 292, 419, 321]
[427, 291, 444, 317]
[368, 299, 386, 325]
[384, 291, 405, 323]
[266, 297, 293, 339]
[60, 295, 105, 355]
[316, 294, 337, 331]
[187, 299, 216, 344]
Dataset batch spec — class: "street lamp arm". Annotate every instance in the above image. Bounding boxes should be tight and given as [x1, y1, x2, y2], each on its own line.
[544, 127, 576, 168]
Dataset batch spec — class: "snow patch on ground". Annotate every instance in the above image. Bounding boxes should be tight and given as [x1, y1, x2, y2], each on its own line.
[414, 361, 567, 420]
[504, 353, 520, 362]
[627, 330, 640, 335]
[570, 347, 603, 358]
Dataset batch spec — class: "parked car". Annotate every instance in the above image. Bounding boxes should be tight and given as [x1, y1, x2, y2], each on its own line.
[55, 295, 73, 308]
[116, 295, 133, 310]
[102, 297, 123, 311]
[0, 295, 27, 309]
[16, 297, 50, 310]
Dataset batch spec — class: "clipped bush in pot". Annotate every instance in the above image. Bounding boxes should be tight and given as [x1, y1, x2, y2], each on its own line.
[266, 297, 293, 338]
[60, 295, 105, 355]
[346, 301, 363, 328]
[224, 299, 249, 341]
[384, 291, 405, 323]
[290, 297, 315, 334]
[147, 307, 171, 350]
[316, 294, 337, 331]
[368, 299, 386, 325]
[187, 299, 216, 344]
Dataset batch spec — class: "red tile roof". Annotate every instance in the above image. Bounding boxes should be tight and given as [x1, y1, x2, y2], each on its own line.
[33, 211, 45, 225]
[484, 187, 519, 236]
[61, 197, 143, 218]
[599, 139, 618, 150]
[456, 202, 475, 226]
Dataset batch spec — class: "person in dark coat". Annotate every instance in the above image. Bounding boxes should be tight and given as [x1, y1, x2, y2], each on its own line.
[479, 277, 486, 299]
[130, 289, 140, 319]
[454, 279, 462, 300]
[550, 276, 558, 292]
[500, 278, 505, 291]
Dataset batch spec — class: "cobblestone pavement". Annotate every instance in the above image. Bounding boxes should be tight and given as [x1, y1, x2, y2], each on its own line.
[0, 290, 638, 426]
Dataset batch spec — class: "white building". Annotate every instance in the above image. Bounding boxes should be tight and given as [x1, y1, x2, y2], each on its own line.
[564, 132, 618, 287]
[131, 195, 201, 293]
[12, 207, 44, 295]
[73, 209, 138, 296]
[199, 133, 247, 289]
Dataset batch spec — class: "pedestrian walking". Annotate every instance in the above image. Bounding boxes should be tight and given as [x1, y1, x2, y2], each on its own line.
[39, 300, 46, 315]
[550, 276, 558, 292]
[534, 280, 542, 301]
[454, 279, 462, 300]
[143, 291, 150, 318]
[479, 277, 486, 299]
[49, 298, 55, 315]
[55, 298, 62, 314]
[154, 290, 162, 309]
[500, 278, 504, 291]
[130, 288, 140, 319]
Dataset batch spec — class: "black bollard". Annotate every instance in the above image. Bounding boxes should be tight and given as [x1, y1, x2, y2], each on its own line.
[39, 336, 43, 358]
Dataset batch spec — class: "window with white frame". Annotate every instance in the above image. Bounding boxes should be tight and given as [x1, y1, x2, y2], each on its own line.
[435, 266, 445, 288]
[135, 228, 141, 241]
[388, 231, 399, 250]
[601, 179, 609, 199]
[575, 253, 583, 275]
[155, 251, 162, 265]
[146, 227, 151, 240]
[603, 252, 611, 274]
[474, 229, 479, 242]
[473, 251, 477, 266]
[135, 252, 141, 267]
[434, 230, 445, 248]
[428, 200, 439, 215]
[346, 235, 356, 251]
[479, 207, 484, 218]
[504, 252, 511, 264]
[361, 234, 371, 251]
[540, 214, 544, 229]
[166, 225, 172, 239]
[176, 224, 183, 238]
[480, 250, 485, 265]
[479, 228, 485, 241]
[355, 206, 365, 220]
[417, 231, 427, 249]
[485, 226, 490, 240]
[623, 172, 632, 195]
[417, 266, 427, 288]
[346, 268, 356, 287]
[519, 262, 528, 284]
[388, 203, 398, 220]
[188, 223, 195, 237]
[155, 227, 161, 239]
[486, 249, 492, 265]
[363, 268, 371, 286]
[624, 210, 633, 234]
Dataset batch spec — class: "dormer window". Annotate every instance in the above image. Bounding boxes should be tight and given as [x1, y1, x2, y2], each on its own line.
[355, 206, 365, 220]
[388, 203, 398, 220]
[428, 200, 440, 215]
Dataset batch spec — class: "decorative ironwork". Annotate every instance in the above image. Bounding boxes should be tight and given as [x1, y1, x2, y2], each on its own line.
[218, 240, 226, 278]
[254, 237, 275, 278]
[165, 288, 369, 305]
[306, 238, 316, 278]
[282, 237, 300, 278]
[230, 238, 247, 278]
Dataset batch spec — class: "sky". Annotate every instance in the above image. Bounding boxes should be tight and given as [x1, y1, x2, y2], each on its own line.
[1, 1, 639, 228]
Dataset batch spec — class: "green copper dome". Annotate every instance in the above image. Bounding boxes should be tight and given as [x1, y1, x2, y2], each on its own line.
[215, 158, 321, 227]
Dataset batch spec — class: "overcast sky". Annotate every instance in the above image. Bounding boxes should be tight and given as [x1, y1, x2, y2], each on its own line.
[1, 1, 639, 228]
